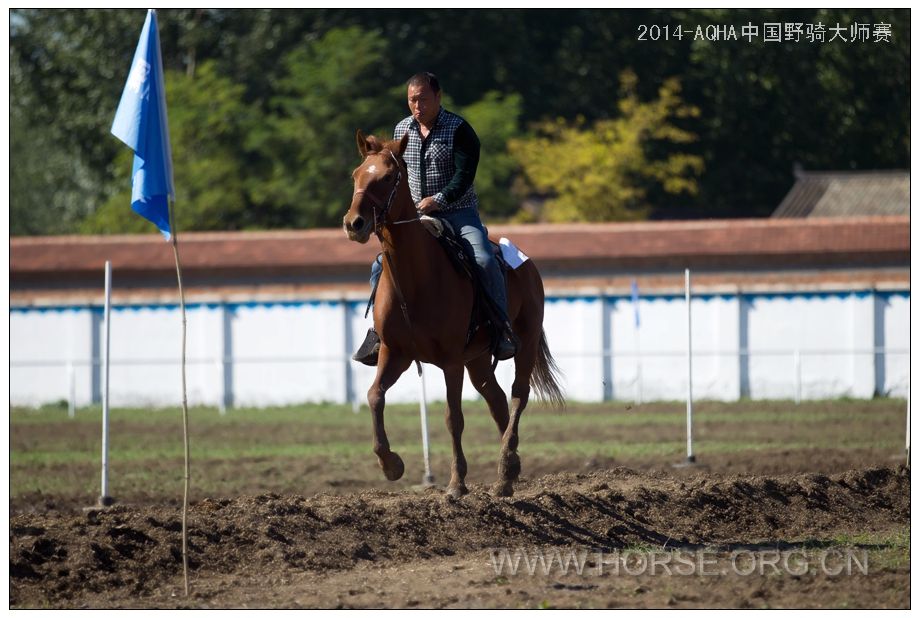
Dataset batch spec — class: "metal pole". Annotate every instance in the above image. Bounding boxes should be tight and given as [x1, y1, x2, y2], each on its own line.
[217, 360, 226, 415]
[794, 349, 801, 405]
[635, 326, 643, 406]
[685, 268, 695, 463]
[417, 362, 434, 485]
[342, 300, 353, 413]
[67, 363, 76, 419]
[630, 280, 641, 405]
[100, 261, 113, 505]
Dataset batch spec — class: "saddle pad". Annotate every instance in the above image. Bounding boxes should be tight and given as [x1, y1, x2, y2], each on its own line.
[498, 238, 529, 269]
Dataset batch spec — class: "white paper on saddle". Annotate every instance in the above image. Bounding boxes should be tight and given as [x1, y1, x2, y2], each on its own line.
[498, 237, 529, 269]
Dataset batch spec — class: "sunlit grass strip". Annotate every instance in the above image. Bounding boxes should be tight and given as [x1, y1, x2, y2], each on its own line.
[11, 438, 902, 467]
[11, 400, 905, 429]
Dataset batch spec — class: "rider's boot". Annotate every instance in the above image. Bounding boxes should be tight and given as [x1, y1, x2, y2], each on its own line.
[494, 322, 518, 361]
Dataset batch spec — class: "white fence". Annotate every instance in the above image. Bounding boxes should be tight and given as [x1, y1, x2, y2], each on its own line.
[10, 348, 910, 414]
[10, 288, 910, 409]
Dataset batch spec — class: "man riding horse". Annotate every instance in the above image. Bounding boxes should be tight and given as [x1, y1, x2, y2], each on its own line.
[352, 72, 517, 365]
[344, 73, 563, 498]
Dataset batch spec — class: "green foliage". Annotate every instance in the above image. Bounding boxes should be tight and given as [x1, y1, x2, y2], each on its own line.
[251, 26, 401, 229]
[10, 103, 99, 235]
[457, 91, 523, 220]
[680, 8, 911, 217]
[509, 71, 703, 222]
[82, 61, 255, 233]
[9, 9, 911, 233]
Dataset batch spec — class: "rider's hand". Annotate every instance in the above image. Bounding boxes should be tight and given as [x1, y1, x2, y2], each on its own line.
[418, 196, 441, 215]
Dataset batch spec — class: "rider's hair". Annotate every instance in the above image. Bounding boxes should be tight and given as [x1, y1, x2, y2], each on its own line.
[406, 72, 440, 93]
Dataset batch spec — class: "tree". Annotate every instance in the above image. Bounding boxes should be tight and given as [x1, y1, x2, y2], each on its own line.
[9, 9, 911, 234]
[679, 8, 910, 217]
[456, 92, 523, 220]
[81, 61, 256, 233]
[509, 70, 703, 222]
[250, 26, 401, 229]
[10, 102, 98, 235]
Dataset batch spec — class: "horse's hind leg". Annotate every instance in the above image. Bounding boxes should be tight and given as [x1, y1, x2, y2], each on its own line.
[443, 364, 469, 499]
[494, 327, 537, 497]
[368, 345, 412, 481]
[466, 352, 509, 435]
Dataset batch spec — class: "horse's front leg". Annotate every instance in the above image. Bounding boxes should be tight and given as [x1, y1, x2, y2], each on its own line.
[443, 364, 469, 498]
[367, 344, 412, 481]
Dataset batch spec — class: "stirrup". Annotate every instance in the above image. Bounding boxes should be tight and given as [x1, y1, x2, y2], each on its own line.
[352, 329, 380, 366]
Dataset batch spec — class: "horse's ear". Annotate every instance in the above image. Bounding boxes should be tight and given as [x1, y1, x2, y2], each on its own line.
[356, 129, 368, 158]
[396, 132, 409, 158]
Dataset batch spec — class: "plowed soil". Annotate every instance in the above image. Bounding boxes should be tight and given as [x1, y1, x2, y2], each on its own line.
[10, 465, 910, 608]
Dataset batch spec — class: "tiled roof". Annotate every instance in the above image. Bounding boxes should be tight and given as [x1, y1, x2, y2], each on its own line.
[10, 216, 908, 303]
[12, 216, 909, 274]
[772, 171, 909, 218]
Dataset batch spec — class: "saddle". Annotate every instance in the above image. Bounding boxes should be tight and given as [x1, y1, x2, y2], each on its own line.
[365, 215, 513, 366]
[422, 215, 512, 350]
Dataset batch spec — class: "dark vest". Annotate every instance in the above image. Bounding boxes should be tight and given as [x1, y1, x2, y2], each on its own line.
[394, 109, 478, 212]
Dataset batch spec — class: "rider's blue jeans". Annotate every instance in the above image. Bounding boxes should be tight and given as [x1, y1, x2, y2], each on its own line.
[369, 207, 509, 322]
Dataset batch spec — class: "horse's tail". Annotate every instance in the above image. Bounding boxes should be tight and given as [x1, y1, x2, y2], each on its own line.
[531, 328, 566, 409]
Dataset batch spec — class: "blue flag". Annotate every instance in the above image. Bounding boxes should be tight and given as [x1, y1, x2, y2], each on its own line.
[111, 10, 174, 240]
[631, 279, 640, 328]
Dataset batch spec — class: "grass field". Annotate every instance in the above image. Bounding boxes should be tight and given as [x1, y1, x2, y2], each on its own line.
[11, 398, 909, 608]
[11, 398, 907, 510]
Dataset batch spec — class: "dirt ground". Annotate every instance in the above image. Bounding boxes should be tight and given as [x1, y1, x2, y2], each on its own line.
[10, 401, 910, 608]
[10, 458, 910, 608]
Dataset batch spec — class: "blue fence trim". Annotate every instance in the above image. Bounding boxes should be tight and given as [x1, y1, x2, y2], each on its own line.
[11, 289, 909, 314]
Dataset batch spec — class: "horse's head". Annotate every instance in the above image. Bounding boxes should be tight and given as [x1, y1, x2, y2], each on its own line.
[343, 130, 409, 243]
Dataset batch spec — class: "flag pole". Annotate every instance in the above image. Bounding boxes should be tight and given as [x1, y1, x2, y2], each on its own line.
[168, 201, 191, 597]
[110, 8, 189, 595]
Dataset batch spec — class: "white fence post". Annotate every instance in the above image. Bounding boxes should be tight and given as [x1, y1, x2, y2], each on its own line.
[100, 261, 113, 505]
[217, 360, 226, 415]
[794, 349, 801, 404]
[685, 268, 695, 463]
[418, 363, 434, 485]
[67, 362, 76, 419]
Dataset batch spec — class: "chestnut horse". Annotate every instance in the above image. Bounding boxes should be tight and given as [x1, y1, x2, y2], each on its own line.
[343, 130, 564, 498]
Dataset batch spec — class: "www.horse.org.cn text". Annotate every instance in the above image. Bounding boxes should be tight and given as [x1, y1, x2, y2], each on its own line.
[489, 547, 871, 579]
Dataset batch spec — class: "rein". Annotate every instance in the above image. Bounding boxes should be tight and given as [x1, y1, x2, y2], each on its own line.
[356, 149, 422, 367]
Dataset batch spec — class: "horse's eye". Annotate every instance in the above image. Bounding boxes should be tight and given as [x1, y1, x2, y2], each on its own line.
[384, 173, 393, 182]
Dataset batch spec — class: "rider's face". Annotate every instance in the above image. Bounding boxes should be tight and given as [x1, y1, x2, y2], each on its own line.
[407, 83, 441, 128]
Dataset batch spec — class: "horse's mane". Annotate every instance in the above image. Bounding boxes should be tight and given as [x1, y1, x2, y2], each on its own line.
[380, 139, 406, 166]
[365, 135, 405, 164]
[381, 139, 404, 156]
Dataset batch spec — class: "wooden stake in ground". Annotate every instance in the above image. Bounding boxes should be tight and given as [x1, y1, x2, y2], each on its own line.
[168, 203, 191, 597]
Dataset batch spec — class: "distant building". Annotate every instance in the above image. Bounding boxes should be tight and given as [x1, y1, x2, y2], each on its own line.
[772, 169, 909, 218]
[10, 217, 910, 407]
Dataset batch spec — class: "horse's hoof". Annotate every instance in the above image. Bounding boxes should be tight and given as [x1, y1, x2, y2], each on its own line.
[379, 452, 404, 481]
[493, 481, 514, 498]
[446, 484, 469, 500]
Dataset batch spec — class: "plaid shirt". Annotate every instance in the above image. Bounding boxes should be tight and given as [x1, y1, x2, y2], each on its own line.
[394, 108, 480, 212]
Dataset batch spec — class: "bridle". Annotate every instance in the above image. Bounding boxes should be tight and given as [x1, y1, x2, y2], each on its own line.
[351, 148, 422, 364]
[351, 149, 416, 237]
